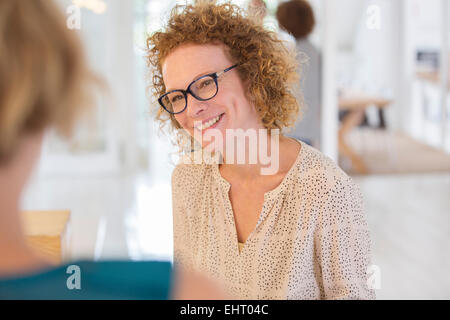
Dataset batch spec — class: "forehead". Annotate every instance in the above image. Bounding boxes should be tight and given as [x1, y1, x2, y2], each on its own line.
[162, 43, 232, 90]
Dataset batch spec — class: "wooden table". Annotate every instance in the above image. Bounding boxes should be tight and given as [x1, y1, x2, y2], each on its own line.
[338, 94, 392, 174]
[21, 210, 71, 265]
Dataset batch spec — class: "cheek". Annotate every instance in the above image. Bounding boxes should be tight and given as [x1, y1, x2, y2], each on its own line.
[174, 114, 191, 132]
[228, 94, 250, 118]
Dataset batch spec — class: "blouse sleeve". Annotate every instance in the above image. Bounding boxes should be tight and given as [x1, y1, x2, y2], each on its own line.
[314, 173, 376, 300]
[171, 165, 192, 270]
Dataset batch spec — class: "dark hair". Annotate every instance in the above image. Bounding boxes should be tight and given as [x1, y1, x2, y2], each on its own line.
[276, 0, 316, 39]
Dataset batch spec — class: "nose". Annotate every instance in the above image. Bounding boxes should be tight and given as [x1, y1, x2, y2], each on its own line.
[186, 93, 207, 119]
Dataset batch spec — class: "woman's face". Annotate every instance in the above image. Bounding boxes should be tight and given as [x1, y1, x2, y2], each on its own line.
[162, 43, 262, 149]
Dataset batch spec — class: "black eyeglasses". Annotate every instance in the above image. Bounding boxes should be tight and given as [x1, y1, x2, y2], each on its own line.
[158, 64, 239, 114]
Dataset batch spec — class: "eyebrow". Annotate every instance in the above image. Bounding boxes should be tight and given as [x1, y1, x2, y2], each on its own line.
[165, 69, 216, 93]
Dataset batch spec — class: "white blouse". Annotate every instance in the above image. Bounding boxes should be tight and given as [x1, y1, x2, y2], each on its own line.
[171, 139, 376, 299]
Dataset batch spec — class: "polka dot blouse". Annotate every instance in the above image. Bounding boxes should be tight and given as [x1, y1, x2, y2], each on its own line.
[171, 139, 376, 299]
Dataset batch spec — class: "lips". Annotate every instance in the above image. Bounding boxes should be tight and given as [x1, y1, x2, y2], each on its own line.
[194, 113, 225, 131]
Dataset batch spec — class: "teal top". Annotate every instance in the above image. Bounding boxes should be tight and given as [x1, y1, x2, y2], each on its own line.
[0, 260, 172, 300]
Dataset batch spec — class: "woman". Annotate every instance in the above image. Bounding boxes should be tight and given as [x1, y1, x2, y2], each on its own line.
[147, 2, 376, 300]
[0, 0, 224, 300]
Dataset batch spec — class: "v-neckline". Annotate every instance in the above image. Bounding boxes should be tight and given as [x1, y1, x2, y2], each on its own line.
[213, 139, 304, 197]
[213, 139, 305, 255]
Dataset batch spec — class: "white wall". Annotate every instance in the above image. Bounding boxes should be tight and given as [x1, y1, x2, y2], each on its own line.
[38, 0, 139, 176]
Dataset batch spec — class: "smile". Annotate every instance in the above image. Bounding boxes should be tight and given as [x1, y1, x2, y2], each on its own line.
[194, 113, 224, 131]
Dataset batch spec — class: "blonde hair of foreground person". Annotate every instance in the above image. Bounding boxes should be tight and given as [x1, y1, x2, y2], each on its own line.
[0, 0, 227, 300]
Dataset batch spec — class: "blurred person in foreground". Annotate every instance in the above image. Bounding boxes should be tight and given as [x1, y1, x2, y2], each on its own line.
[277, 0, 321, 149]
[0, 0, 225, 300]
[147, 1, 375, 299]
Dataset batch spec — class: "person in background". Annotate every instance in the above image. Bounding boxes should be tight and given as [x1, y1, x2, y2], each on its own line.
[277, 0, 321, 149]
[0, 0, 225, 300]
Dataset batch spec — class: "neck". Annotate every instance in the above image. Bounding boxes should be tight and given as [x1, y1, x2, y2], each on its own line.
[0, 177, 28, 253]
[0, 179, 50, 277]
[0, 133, 50, 277]
[0, 133, 42, 253]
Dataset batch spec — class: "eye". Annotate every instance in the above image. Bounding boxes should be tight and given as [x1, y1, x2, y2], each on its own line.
[170, 93, 184, 103]
[197, 78, 214, 89]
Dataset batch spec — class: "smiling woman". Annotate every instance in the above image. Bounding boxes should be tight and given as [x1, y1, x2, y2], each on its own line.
[147, 1, 376, 300]
[147, 2, 300, 135]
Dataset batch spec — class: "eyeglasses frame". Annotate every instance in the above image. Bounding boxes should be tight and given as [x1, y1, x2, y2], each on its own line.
[158, 64, 239, 115]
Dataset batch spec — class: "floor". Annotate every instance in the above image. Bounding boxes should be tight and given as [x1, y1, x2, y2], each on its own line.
[340, 128, 450, 175]
[354, 173, 450, 299]
[21, 159, 450, 299]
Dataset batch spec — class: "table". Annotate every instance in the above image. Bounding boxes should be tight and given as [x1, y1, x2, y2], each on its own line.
[338, 94, 392, 174]
[21, 210, 71, 265]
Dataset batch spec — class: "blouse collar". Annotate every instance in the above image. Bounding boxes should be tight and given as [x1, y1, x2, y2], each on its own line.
[212, 139, 305, 200]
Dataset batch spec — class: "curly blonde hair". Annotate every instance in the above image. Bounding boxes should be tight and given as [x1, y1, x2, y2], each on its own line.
[146, 1, 302, 137]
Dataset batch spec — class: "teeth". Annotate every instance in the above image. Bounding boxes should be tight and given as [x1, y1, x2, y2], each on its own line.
[196, 114, 221, 131]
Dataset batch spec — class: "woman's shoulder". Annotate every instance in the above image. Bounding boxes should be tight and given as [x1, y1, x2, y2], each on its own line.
[172, 162, 211, 179]
[297, 141, 353, 188]
[172, 160, 214, 188]
[296, 141, 366, 226]
[0, 260, 172, 300]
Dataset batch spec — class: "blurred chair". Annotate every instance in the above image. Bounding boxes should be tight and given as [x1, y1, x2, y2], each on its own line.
[21, 210, 71, 265]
